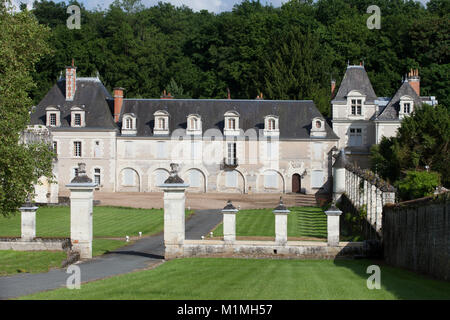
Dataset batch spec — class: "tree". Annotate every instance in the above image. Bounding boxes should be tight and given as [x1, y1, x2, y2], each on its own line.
[370, 104, 450, 190]
[0, 1, 54, 216]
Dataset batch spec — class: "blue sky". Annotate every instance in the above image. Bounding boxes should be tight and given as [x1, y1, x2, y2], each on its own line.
[13, 0, 430, 13]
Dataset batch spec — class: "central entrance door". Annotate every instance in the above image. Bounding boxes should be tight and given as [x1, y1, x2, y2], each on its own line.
[292, 174, 301, 193]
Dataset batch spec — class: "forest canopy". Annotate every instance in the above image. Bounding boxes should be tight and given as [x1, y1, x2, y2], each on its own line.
[28, 0, 449, 117]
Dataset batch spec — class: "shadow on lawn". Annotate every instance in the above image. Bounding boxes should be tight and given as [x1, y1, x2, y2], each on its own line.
[333, 243, 450, 300]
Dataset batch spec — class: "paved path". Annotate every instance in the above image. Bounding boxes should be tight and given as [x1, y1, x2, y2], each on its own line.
[0, 210, 222, 300]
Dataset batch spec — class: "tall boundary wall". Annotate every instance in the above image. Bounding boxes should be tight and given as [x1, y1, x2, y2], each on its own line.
[383, 193, 450, 281]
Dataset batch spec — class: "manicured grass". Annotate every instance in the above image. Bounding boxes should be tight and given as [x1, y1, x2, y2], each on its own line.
[213, 207, 327, 239]
[0, 251, 67, 276]
[0, 206, 192, 276]
[20, 258, 450, 300]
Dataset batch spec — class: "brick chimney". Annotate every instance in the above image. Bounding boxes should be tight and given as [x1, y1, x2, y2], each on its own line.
[227, 88, 231, 100]
[65, 59, 76, 101]
[408, 68, 420, 96]
[113, 87, 124, 122]
[331, 79, 336, 95]
[160, 90, 174, 99]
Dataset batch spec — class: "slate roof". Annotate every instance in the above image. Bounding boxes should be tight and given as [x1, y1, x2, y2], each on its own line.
[376, 81, 422, 121]
[119, 99, 339, 140]
[30, 78, 118, 130]
[333, 66, 378, 103]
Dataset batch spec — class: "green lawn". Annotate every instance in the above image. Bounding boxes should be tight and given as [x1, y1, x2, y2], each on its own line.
[20, 258, 450, 300]
[0, 206, 192, 276]
[0, 251, 67, 276]
[213, 207, 327, 239]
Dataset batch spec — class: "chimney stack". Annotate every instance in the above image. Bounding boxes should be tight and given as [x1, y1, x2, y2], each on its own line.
[160, 90, 174, 99]
[113, 87, 124, 122]
[331, 79, 336, 95]
[65, 59, 77, 101]
[408, 68, 420, 96]
[227, 88, 231, 100]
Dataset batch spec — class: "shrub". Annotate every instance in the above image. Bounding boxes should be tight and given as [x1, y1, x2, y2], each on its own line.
[396, 170, 440, 201]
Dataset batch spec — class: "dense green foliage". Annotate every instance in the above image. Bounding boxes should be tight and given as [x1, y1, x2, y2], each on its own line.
[213, 206, 327, 239]
[396, 170, 441, 200]
[0, 1, 54, 217]
[21, 258, 450, 299]
[371, 104, 450, 194]
[28, 0, 449, 117]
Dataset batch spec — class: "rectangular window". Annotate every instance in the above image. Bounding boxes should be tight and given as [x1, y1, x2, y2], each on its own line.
[157, 141, 167, 159]
[227, 142, 237, 165]
[74, 141, 82, 157]
[124, 141, 134, 158]
[404, 103, 411, 114]
[158, 118, 166, 129]
[74, 168, 79, 178]
[264, 171, 278, 188]
[351, 99, 362, 115]
[50, 113, 57, 126]
[94, 141, 101, 158]
[74, 113, 81, 126]
[311, 170, 324, 188]
[228, 118, 236, 130]
[226, 171, 237, 188]
[349, 128, 363, 146]
[94, 168, 101, 186]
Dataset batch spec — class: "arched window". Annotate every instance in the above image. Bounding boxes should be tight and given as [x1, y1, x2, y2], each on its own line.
[264, 115, 279, 136]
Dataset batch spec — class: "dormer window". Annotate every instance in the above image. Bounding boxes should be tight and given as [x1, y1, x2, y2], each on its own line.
[310, 117, 326, 138]
[347, 90, 365, 118]
[351, 99, 362, 115]
[122, 113, 137, 135]
[70, 105, 85, 127]
[224, 110, 240, 136]
[46, 106, 61, 127]
[264, 115, 279, 137]
[187, 114, 202, 135]
[399, 96, 414, 119]
[154, 110, 169, 135]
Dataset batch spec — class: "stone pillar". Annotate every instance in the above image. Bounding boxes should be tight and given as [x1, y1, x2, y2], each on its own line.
[273, 197, 290, 245]
[375, 188, 383, 235]
[325, 204, 342, 246]
[332, 150, 346, 202]
[160, 163, 189, 260]
[19, 203, 38, 241]
[222, 200, 238, 243]
[66, 163, 97, 259]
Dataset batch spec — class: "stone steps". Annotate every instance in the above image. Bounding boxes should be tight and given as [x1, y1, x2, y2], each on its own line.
[291, 194, 318, 207]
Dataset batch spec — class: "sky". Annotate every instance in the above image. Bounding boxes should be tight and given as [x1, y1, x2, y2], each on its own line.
[11, 0, 430, 13]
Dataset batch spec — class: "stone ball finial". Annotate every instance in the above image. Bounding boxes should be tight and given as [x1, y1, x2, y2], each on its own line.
[223, 200, 237, 211]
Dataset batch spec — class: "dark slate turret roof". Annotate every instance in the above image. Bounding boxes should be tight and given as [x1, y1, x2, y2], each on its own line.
[333, 66, 378, 103]
[30, 78, 117, 130]
[376, 81, 422, 121]
[119, 99, 338, 140]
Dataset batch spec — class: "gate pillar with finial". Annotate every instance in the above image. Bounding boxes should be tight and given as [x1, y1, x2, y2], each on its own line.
[160, 163, 189, 260]
[66, 163, 97, 259]
[222, 200, 238, 243]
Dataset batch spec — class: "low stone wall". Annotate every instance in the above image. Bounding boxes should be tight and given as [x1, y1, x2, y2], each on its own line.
[0, 237, 71, 252]
[180, 240, 366, 259]
[383, 193, 450, 281]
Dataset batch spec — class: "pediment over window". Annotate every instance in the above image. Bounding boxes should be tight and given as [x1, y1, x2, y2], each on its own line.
[154, 110, 169, 135]
[224, 110, 240, 136]
[122, 113, 137, 135]
[187, 114, 202, 134]
[70, 105, 86, 127]
[399, 95, 414, 119]
[46, 105, 61, 127]
[264, 115, 279, 137]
